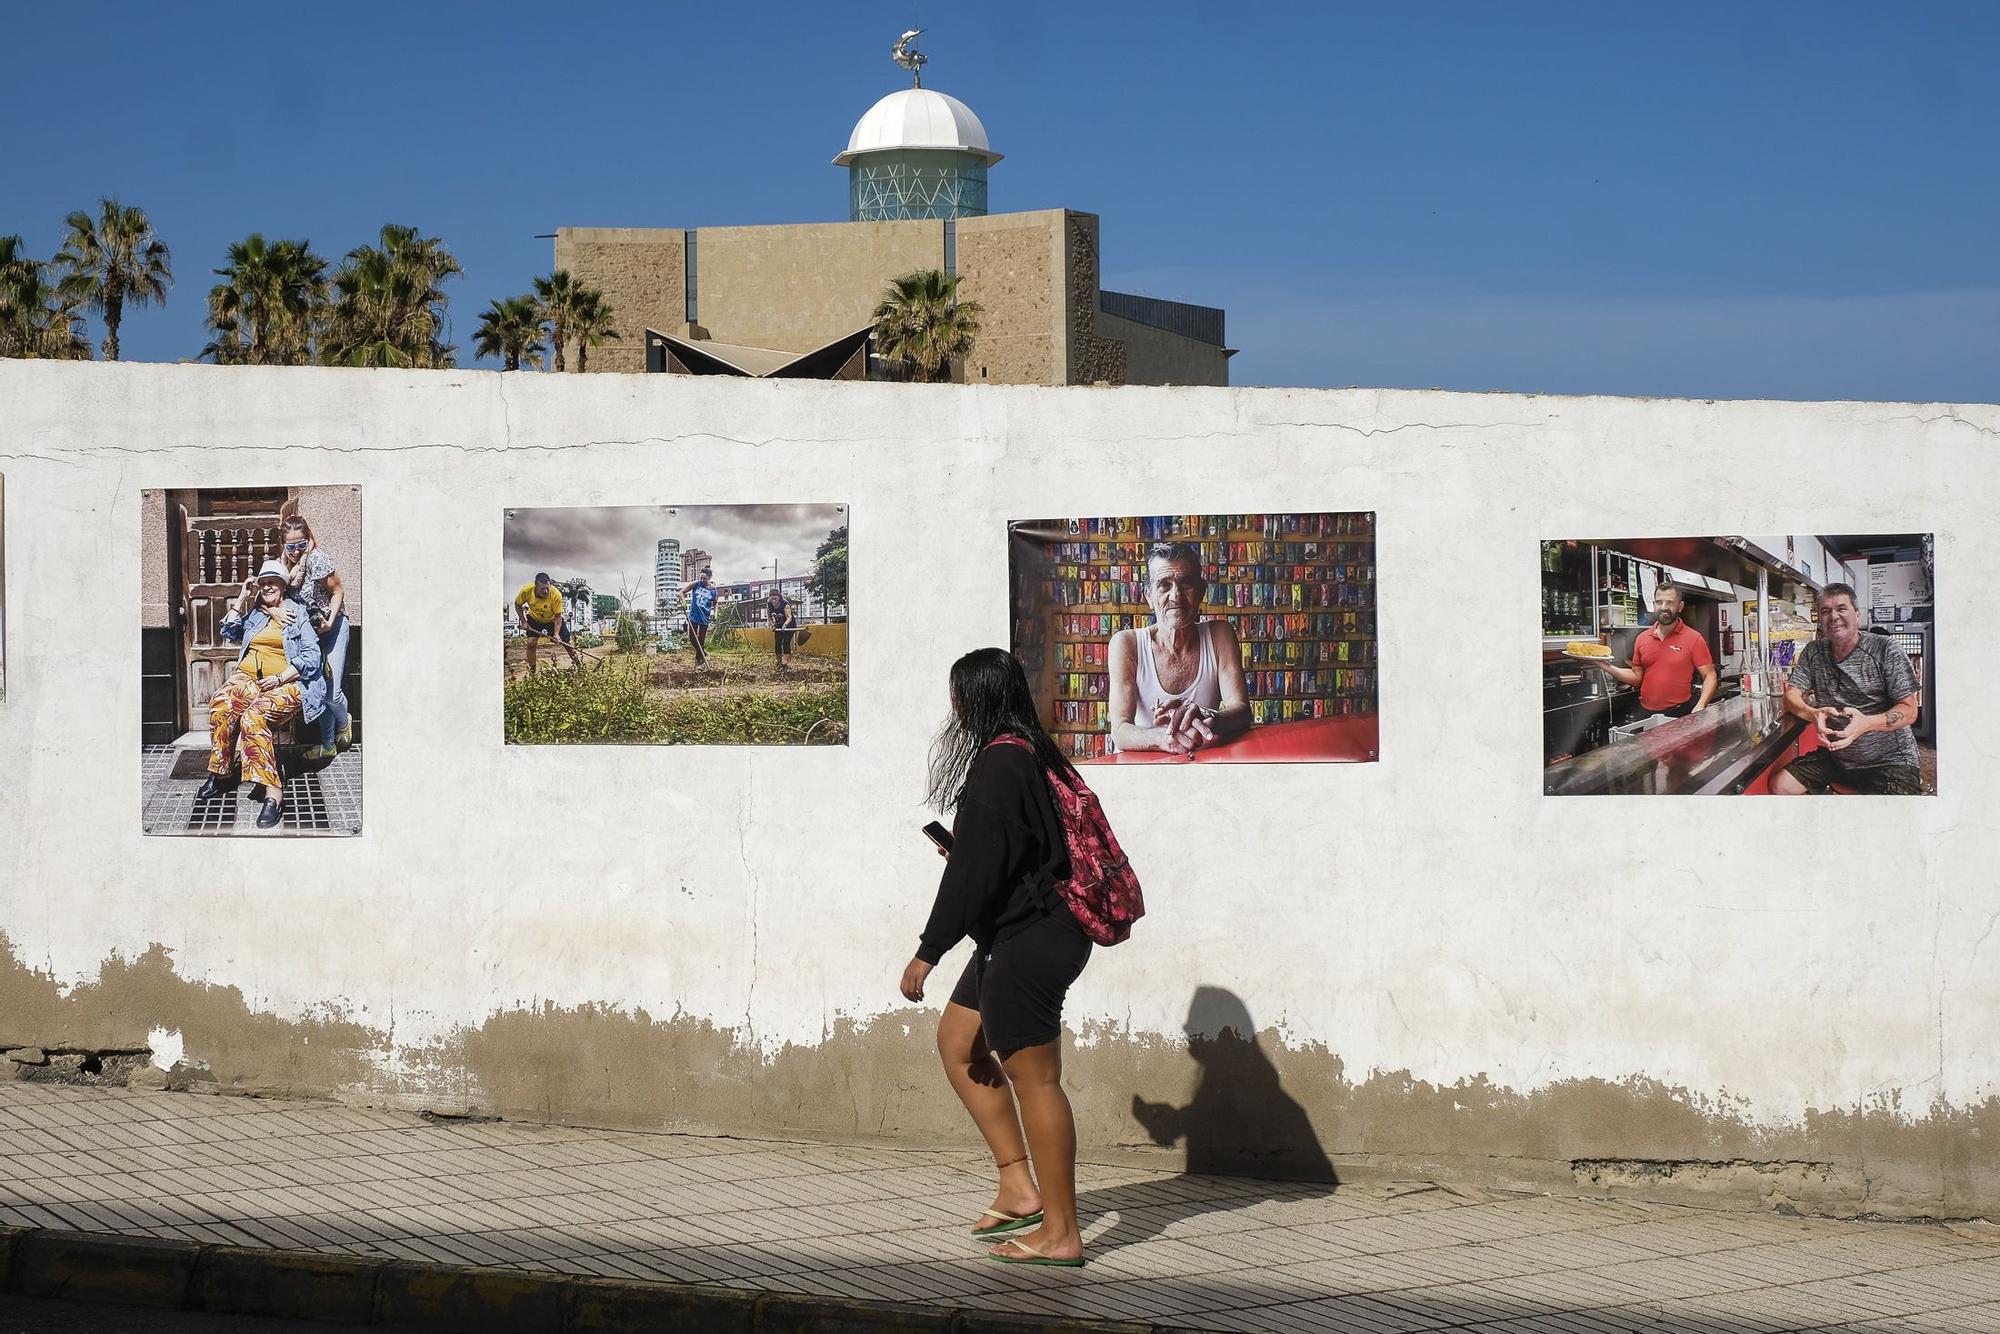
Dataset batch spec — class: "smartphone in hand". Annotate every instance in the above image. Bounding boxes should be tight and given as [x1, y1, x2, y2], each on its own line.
[922, 821, 953, 853]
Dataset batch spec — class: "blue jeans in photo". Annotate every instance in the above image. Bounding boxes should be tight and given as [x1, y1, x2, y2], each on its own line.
[318, 612, 351, 747]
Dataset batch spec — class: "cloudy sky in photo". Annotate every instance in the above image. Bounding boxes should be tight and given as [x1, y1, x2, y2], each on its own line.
[503, 504, 846, 606]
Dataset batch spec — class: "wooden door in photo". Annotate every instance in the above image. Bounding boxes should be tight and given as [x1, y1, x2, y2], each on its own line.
[172, 488, 292, 733]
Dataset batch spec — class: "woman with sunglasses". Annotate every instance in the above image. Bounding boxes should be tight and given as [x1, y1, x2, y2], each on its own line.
[201, 560, 328, 829]
[281, 515, 351, 760]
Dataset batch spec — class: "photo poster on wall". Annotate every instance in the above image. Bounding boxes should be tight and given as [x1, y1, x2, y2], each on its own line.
[1006, 512, 1379, 765]
[1539, 532, 1935, 797]
[0, 474, 7, 703]
[139, 486, 363, 837]
[501, 503, 849, 747]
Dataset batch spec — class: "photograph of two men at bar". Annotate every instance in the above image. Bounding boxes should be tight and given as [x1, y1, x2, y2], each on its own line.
[1008, 512, 1378, 764]
[1542, 533, 1935, 796]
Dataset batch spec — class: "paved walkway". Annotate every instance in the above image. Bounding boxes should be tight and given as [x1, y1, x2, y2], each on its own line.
[2, 1081, 1998, 1332]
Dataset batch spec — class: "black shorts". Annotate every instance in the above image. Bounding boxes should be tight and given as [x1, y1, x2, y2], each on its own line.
[1783, 750, 1924, 795]
[523, 615, 570, 643]
[949, 907, 1092, 1055]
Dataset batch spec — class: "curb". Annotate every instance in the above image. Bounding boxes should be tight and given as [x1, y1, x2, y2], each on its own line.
[0, 1225, 1222, 1332]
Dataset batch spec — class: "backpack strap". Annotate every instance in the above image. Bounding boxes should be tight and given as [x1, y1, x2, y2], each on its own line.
[984, 734, 1070, 913]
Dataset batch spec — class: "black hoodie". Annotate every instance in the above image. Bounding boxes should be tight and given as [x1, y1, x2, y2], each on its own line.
[916, 740, 1072, 965]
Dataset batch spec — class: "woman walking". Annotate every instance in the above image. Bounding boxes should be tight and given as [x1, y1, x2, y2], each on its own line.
[900, 647, 1091, 1267]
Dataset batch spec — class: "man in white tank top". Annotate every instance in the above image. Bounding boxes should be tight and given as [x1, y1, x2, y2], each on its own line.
[1107, 542, 1252, 755]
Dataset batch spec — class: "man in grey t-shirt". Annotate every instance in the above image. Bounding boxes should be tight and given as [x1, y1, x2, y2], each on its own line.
[1775, 582, 1924, 795]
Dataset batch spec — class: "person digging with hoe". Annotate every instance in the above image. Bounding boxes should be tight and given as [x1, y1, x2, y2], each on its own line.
[513, 572, 582, 673]
[682, 566, 719, 667]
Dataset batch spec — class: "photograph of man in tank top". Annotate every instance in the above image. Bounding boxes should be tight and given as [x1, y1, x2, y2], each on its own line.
[1108, 543, 1253, 755]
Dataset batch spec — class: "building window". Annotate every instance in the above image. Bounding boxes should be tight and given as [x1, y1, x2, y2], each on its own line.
[684, 230, 698, 325]
[944, 220, 956, 277]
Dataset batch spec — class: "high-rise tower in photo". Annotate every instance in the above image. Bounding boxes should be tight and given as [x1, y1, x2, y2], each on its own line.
[835, 30, 1002, 222]
[654, 537, 683, 618]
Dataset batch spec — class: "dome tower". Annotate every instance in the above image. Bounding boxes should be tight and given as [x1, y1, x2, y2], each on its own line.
[834, 31, 1002, 222]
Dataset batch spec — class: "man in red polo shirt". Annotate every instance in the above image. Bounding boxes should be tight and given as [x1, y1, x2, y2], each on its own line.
[1595, 582, 1717, 717]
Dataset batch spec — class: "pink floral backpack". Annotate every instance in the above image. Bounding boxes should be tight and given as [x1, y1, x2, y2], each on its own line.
[990, 735, 1145, 946]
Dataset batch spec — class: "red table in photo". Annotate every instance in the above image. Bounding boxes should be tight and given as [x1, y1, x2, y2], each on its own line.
[1092, 713, 1379, 764]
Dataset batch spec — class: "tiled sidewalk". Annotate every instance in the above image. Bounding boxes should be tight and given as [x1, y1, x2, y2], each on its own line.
[2, 1081, 1998, 1332]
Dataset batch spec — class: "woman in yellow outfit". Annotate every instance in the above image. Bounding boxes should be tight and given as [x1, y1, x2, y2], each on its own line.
[198, 560, 328, 830]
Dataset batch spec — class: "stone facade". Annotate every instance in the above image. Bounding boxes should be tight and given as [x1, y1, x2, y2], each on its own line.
[697, 221, 945, 355]
[555, 209, 1227, 386]
[551, 229, 687, 376]
[955, 210, 1067, 385]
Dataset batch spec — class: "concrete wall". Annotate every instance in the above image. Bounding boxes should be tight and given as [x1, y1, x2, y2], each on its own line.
[1098, 312, 1231, 388]
[2, 359, 1996, 1219]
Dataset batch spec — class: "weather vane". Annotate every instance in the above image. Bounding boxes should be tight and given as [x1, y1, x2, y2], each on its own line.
[892, 29, 928, 87]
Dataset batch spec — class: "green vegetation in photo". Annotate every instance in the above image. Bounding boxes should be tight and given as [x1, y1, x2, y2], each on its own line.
[504, 657, 665, 744]
[810, 524, 848, 614]
[656, 684, 848, 746]
[614, 610, 644, 652]
[705, 600, 744, 649]
[503, 645, 847, 746]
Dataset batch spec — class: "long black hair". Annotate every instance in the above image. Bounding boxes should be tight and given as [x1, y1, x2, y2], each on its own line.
[926, 647, 1076, 812]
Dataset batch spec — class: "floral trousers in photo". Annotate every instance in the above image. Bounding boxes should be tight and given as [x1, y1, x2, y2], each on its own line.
[209, 676, 303, 791]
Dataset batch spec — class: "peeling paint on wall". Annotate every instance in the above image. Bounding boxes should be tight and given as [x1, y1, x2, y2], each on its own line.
[4, 935, 1992, 1219]
[0, 934, 378, 1093]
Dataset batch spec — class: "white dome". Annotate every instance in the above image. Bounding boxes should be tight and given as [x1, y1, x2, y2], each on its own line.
[834, 87, 1002, 166]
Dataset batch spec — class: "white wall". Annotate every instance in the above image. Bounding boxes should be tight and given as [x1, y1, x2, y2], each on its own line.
[1, 361, 1995, 1211]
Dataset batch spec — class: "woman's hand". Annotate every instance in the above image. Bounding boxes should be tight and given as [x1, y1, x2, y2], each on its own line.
[899, 957, 933, 1002]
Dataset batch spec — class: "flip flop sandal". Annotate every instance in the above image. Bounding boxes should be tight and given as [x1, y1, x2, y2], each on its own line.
[988, 1238, 1084, 1267]
[970, 1208, 1044, 1239]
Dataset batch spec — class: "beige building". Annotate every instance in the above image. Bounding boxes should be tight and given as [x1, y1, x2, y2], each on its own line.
[555, 56, 1230, 386]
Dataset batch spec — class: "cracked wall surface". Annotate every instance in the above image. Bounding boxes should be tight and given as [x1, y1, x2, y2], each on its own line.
[1, 361, 1997, 1219]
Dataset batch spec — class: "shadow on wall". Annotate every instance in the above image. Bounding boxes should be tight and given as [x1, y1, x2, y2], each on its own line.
[1078, 986, 1337, 1255]
[1131, 985, 1338, 1184]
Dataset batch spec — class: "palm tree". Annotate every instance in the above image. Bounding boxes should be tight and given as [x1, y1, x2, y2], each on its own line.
[202, 235, 328, 365]
[320, 225, 460, 368]
[871, 269, 982, 383]
[0, 236, 91, 360]
[53, 199, 173, 360]
[557, 578, 593, 629]
[472, 295, 546, 371]
[569, 287, 619, 373]
[532, 270, 578, 372]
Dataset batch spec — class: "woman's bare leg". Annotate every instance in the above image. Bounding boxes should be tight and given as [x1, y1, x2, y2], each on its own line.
[991, 1039, 1082, 1260]
[937, 1002, 1041, 1228]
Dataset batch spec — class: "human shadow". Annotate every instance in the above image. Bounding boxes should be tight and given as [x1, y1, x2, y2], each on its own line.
[1081, 986, 1338, 1253]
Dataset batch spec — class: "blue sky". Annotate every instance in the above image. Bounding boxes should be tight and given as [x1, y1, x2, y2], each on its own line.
[5, 3, 1994, 400]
